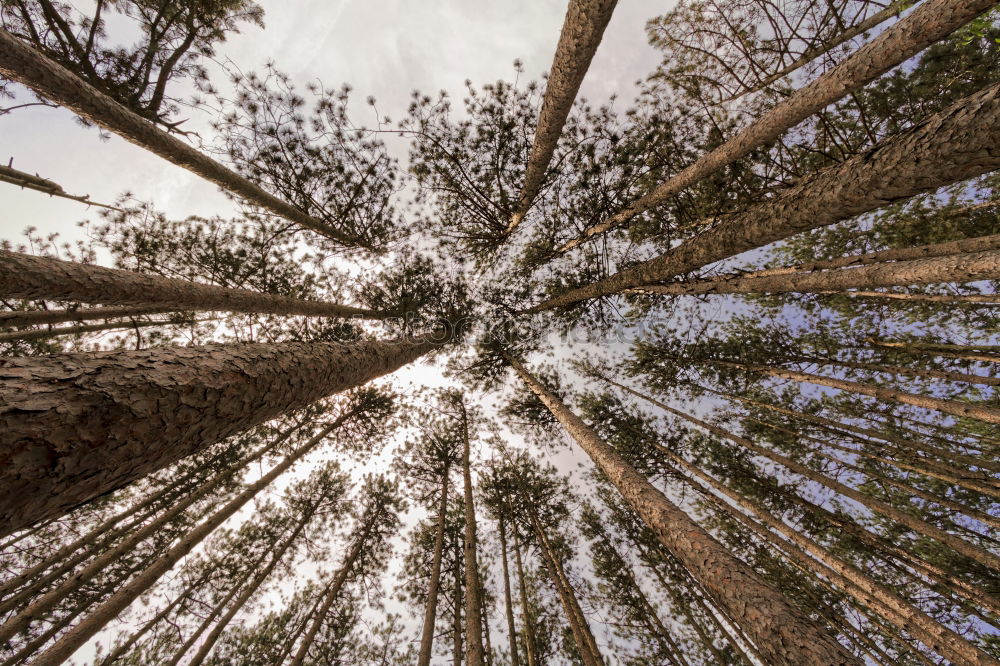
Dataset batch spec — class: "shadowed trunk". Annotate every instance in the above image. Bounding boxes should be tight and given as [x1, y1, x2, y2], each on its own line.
[512, 526, 538, 666]
[499, 518, 521, 666]
[554, 0, 998, 254]
[0, 305, 176, 329]
[461, 401, 486, 666]
[418, 466, 451, 666]
[0, 317, 201, 343]
[0, 335, 435, 535]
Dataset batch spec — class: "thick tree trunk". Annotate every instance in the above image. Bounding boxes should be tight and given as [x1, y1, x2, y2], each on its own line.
[26, 422, 339, 666]
[530, 80, 1000, 310]
[0, 30, 365, 247]
[528, 511, 604, 666]
[509, 357, 861, 665]
[0, 317, 197, 343]
[288, 512, 378, 666]
[626, 386, 1000, 572]
[417, 467, 451, 666]
[0, 420, 305, 643]
[0, 305, 176, 329]
[461, 403, 486, 666]
[508, 0, 618, 232]
[0, 250, 387, 320]
[499, 518, 521, 666]
[187, 506, 315, 666]
[0, 334, 435, 535]
[626, 248, 1000, 297]
[512, 526, 538, 666]
[719, 361, 1000, 425]
[661, 443, 999, 666]
[554, 0, 998, 255]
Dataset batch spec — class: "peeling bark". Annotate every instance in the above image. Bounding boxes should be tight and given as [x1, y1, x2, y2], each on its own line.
[0, 335, 435, 535]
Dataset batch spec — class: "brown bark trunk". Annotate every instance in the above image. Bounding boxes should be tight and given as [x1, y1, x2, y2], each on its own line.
[288, 503, 382, 666]
[0, 250, 387, 320]
[0, 162, 122, 212]
[508, 0, 618, 232]
[0, 334, 436, 535]
[529, 80, 1000, 311]
[509, 357, 861, 665]
[187, 506, 315, 666]
[625, 248, 1000, 297]
[418, 466, 451, 666]
[554, 0, 998, 255]
[661, 443, 998, 666]
[27, 421, 339, 666]
[826, 290, 1000, 305]
[528, 510, 604, 666]
[0, 305, 176, 329]
[727, 0, 910, 101]
[623, 385, 1000, 572]
[462, 402, 486, 666]
[0, 420, 305, 643]
[0, 30, 366, 248]
[94, 579, 197, 666]
[0, 317, 198, 343]
[512, 526, 538, 666]
[453, 541, 464, 666]
[720, 360, 1000, 425]
[499, 518, 521, 666]
[797, 356, 1000, 388]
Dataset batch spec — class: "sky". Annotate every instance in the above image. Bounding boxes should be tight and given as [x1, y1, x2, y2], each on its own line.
[0, 1, 683, 663]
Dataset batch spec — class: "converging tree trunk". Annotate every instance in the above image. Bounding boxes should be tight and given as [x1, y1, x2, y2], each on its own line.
[0, 250, 388, 320]
[512, 526, 538, 666]
[508, 0, 618, 232]
[418, 465, 452, 666]
[0, 29, 366, 247]
[0, 317, 202, 344]
[529, 80, 1000, 310]
[461, 402, 487, 666]
[554, 0, 998, 254]
[0, 305, 176, 329]
[499, 518, 522, 666]
[0, 335, 436, 534]
[508, 356, 862, 665]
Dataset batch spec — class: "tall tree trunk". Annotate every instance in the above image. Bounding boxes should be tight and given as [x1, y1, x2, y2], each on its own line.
[527, 510, 604, 666]
[499, 518, 522, 666]
[512, 526, 538, 666]
[0, 30, 366, 247]
[418, 466, 451, 666]
[727, 0, 910, 101]
[660, 441, 999, 666]
[554, 0, 998, 255]
[461, 402, 486, 666]
[26, 421, 339, 666]
[509, 356, 861, 665]
[453, 541, 464, 666]
[529, 80, 1000, 310]
[508, 0, 618, 232]
[793, 356, 1000, 388]
[0, 305, 176, 329]
[826, 290, 1000, 305]
[0, 250, 387, 320]
[0, 420, 306, 642]
[625, 249, 1000, 297]
[185, 504, 315, 666]
[716, 360, 1000, 425]
[620, 384, 1000, 572]
[0, 317, 203, 344]
[0, 334, 436, 535]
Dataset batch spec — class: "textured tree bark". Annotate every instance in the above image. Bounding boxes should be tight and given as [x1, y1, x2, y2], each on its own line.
[795, 356, 1000, 388]
[623, 385, 1000, 572]
[461, 402, 486, 666]
[186, 506, 315, 666]
[0, 30, 366, 247]
[726, 0, 911, 101]
[0, 421, 305, 645]
[0, 250, 387, 319]
[509, 357, 862, 666]
[626, 248, 1000, 297]
[528, 510, 604, 666]
[0, 335, 435, 535]
[0, 305, 175, 329]
[529, 80, 1000, 311]
[554, 0, 999, 254]
[288, 515, 375, 666]
[417, 467, 451, 666]
[828, 290, 1000, 304]
[512, 527, 538, 666]
[498, 518, 522, 666]
[719, 361, 1000, 425]
[453, 542, 464, 666]
[94, 580, 198, 666]
[27, 422, 339, 666]
[507, 0, 618, 232]
[0, 317, 197, 343]
[662, 444, 999, 666]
